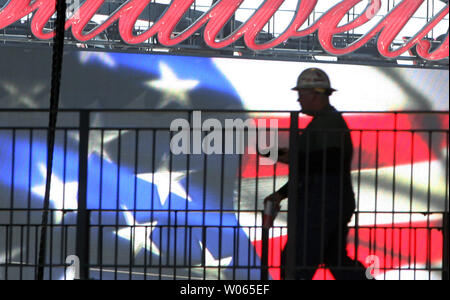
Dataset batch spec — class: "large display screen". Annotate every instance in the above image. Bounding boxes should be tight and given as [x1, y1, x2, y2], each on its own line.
[0, 46, 448, 280]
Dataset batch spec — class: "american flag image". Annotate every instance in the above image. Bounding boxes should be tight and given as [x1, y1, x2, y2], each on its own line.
[0, 48, 448, 280]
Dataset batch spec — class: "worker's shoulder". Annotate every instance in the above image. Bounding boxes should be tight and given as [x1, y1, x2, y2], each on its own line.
[310, 107, 348, 129]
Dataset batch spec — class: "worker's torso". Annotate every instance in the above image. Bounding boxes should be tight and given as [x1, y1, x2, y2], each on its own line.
[296, 106, 355, 220]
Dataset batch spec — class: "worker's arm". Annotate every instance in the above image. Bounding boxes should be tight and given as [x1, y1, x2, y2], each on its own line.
[267, 147, 347, 201]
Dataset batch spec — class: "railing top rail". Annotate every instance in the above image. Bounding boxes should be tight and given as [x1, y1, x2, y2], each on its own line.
[0, 109, 449, 114]
[0, 127, 448, 132]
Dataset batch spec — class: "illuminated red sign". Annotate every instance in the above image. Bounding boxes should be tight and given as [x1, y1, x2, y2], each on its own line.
[0, 0, 448, 60]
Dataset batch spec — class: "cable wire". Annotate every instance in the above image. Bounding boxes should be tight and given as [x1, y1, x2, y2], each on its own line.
[36, 0, 67, 281]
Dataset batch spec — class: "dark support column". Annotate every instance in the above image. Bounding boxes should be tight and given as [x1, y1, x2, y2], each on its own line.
[76, 110, 90, 280]
[286, 112, 299, 280]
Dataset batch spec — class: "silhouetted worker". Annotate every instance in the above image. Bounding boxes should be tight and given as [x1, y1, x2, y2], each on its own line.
[264, 68, 368, 280]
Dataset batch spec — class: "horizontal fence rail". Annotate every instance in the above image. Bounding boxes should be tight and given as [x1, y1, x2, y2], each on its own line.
[0, 110, 448, 280]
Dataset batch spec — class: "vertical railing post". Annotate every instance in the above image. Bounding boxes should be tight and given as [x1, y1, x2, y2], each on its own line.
[261, 226, 269, 280]
[443, 212, 449, 280]
[286, 112, 299, 280]
[76, 110, 90, 280]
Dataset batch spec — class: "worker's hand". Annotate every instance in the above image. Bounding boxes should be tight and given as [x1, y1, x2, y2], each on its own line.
[259, 148, 288, 160]
[278, 148, 289, 164]
[264, 192, 283, 210]
[258, 147, 274, 158]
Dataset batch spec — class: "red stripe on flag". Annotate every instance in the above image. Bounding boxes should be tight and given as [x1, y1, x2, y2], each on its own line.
[251, 219, 443, 280]
[241, 114, 447, 178]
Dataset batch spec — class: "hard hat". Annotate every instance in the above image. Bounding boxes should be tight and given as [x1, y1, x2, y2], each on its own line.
[292, 68, 336, 93]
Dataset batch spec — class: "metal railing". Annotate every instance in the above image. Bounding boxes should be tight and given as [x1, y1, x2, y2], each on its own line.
[0, 109, 448, 280]
[0, 0, 448, 68]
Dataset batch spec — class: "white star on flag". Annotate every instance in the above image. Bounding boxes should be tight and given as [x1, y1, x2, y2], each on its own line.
[0, 248, 22, 280]
[198, 241, 233, 267]
[69, 114, 127, 162]
[115, 206, 160, 257]
[145, 62, 199, 108]
[32, 163, 78, 224]
[137, 155, 193, 206]
[194, 241, 233, 280]
[0, 248, 21, 264]
[79, 52, 116, 68]
[1, 81, 45, 108]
